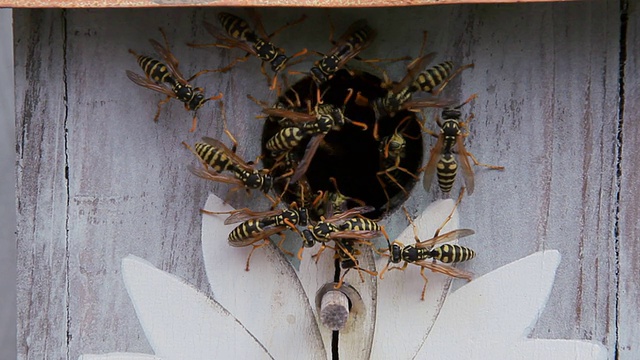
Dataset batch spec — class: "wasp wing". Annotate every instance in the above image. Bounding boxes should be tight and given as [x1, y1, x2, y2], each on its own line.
[414, 260, 474, 281]
[422, 134, 444, 192]
[202, 20, 258, 56]
[126, 70, 176, 97]
[262, 107, 317, 124]
[390, 52, 437, 94]
[187, 164, 245, 187]
[290, 134, 325, 184]
[225, 208, 283, 225]
[228, 225, 288, 247]
[323, 205, 376, 224]
[148, 37, 189, 85]
[455, 134, 475, 195]
[328, 230, 381, 241]
[200, 136, 257, 173]
[416, 229, 475, 249]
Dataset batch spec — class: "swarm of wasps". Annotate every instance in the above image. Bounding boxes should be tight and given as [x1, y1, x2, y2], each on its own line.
[126, 10, 504, 301]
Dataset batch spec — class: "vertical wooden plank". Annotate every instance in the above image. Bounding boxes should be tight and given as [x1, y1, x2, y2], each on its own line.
[618, 1, 639, 358]
[63, 8, 219, 359]
[0, 8, 16, 360]
[14, 9, 69, 360]
[451, 3, 620, 357]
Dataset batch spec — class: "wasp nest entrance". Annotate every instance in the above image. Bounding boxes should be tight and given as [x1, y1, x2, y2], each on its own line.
[261, 70, 423, 220]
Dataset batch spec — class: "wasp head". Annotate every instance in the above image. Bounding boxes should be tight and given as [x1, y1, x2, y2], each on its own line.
[188, 92, 207, 111]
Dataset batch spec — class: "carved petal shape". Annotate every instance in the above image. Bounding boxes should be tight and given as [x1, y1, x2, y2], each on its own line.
[417, 250, 608, 360]
[200, 194, 326, 360]
[119, 255, 271, 359]
[372, 198, 460, 358]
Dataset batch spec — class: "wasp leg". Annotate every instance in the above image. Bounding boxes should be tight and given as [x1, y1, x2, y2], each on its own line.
[154, 95, 173, 122]
[466, 151, 505, 171]
[433, 187, 465, 237]
[275, 232, 294, 257]
[419, 267, 430, 301]
[245, 240, 270, 271]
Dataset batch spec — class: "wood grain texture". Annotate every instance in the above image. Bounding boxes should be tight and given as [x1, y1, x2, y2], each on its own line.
[0, 8, 17, 360]
[618, 1, 639, 359]
[14, 3, 628, 359]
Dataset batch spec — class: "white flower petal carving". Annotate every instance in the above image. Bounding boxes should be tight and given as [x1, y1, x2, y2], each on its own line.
[372, 198, 460, 359]
[80, 255, 273, 360]
[80, 194, 609, 360]
[418, 250, 608, 360]
[200, 194, 326, 359]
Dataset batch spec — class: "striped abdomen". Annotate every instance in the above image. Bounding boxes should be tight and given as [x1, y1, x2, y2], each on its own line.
[429, 244, 476, 263]
[136, 55, 174, 84]
[228, 219, 268, 244]
[340, 218, 381, 232]
[436, 153, 457, 193]
[266, 127, 304, 154]
[414, 61, 454, 93]
[194, 142, 235, 173]
[218, 12, 255, 42]
[333, 26, 372, 60]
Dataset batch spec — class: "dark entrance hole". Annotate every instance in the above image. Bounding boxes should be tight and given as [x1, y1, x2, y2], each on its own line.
[261, 70, 423, 220]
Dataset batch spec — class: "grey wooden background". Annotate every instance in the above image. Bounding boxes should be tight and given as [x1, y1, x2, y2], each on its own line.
[14, 2, 638, 359]
[1, 8, 17, 360]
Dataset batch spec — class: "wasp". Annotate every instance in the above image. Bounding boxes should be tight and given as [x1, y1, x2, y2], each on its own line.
[263, 89, 359, 183]
[184, 136, 275, 203]
[188, 11, 307, 90]
[309, 19, 377, 85]
[311, 177, 366, 219]
[126, 28, 222, 132]
[301, 206, 385, 287]
[376, 115, 422, 207]
[375, 32, 474, 116]
[380, 189, 476, 300]
[203, 204, 309, 270]
[421, 94, 504, 195]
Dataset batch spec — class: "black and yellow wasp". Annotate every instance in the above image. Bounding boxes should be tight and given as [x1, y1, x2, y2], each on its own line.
[380, 190, 476, 300]
[309, 19, 377, 85]
[203, 204, 309, 271]
[262, 89, 358, 184]
[376, 115, 422, 206]
[184, 136, 275, 203]
[421, 94, 504, 195]
[126, 28, 222, 132]
[300, 205, 385, 287]
[188, 11, 307, 89]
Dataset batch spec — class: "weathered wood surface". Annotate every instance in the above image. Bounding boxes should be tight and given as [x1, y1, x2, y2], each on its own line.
[14, 2, 633, 359]
[618, 1, 640, 358]
[1, 8, 17, 360]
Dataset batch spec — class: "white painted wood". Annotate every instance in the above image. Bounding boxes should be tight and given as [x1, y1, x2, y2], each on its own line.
[14, 2, 627, 359]
[200, 194, 327, 360]
[121, 255, 271, 359]
[419, 250, 607, 360]
[371, 199, 459, 359]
